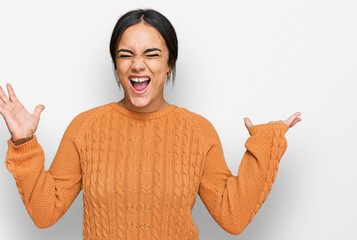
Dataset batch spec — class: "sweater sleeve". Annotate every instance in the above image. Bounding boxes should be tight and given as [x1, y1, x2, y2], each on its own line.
[5, 112, 87, 228]
[195, 116, 289, 235]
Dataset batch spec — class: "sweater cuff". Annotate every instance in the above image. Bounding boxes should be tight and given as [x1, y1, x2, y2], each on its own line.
[7, 135, 39, 154]
[248, 122, 289, 136]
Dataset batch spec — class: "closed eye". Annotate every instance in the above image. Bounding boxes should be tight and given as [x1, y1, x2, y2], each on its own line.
[119, 55, 133, 58]
[146, 54, 160, 57]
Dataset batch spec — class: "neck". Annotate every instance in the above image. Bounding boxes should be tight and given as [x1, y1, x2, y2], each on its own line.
[117, 97, 169, 113]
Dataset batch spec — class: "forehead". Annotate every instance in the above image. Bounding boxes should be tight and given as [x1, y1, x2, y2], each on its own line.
[118, 21, 167, 51]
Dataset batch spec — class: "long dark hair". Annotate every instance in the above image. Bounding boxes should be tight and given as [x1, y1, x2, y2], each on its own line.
[109, 9, 178, 87]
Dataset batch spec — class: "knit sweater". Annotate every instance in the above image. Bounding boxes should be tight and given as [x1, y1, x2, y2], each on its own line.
[5, 102, 289, 240]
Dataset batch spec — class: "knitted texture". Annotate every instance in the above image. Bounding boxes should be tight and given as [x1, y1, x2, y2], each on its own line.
[5, 102, 289, 239]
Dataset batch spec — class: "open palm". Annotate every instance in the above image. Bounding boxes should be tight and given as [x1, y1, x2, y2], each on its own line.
[0, 83, 45, 141]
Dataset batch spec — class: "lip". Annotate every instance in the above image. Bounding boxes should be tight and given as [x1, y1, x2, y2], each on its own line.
[128, 75, 151, 95]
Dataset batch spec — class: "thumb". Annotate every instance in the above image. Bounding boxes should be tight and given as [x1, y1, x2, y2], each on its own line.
[244, 117, 254, 130]
[33, 104, 45, 119]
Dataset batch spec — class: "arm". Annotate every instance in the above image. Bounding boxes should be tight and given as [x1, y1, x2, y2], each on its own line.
[198, 121, 289, 235]
[5, 113, 85, 228]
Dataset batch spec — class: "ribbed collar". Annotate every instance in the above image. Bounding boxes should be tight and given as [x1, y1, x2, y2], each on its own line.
[109, 102, 178, 120]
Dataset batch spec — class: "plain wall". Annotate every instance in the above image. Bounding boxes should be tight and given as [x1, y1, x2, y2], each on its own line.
[0, 0, 356, 239]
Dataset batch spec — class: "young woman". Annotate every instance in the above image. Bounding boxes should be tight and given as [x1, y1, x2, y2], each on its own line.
[1, 9, 301, 239]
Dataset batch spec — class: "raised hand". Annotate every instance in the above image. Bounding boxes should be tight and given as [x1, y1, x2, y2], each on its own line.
[244, 112, 302, 131]
[0, 83, 45, 141]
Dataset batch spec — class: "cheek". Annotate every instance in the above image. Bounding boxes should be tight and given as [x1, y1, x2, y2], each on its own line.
[116, 62, 129, 77]
[148, 61, 169, 78]
[115, 67, 128, 86]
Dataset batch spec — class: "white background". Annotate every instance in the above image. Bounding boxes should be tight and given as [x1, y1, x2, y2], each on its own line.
[0, 0, 356, 239]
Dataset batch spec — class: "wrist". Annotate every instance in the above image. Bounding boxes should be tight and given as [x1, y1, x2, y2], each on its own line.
[11, 135, 34, 146]
[249, 122, 289, 136]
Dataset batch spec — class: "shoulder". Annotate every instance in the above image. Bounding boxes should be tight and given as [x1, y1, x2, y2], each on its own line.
[74, 102, 111, 119]
[65, 102, 112, 133]
[177, 107, 213, 128]
[176, 107, 221, 147]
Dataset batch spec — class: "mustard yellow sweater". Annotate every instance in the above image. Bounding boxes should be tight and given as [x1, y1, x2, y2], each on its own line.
[5, 102, 289, 239]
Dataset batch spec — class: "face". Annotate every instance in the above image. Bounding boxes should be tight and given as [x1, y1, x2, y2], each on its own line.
[116, 21, 171, 112]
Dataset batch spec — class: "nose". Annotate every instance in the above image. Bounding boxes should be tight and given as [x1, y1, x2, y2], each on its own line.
[131, 56, 146, 72]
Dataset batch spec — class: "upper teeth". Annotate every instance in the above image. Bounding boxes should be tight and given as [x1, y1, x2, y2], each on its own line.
[130, 78, 150, 82]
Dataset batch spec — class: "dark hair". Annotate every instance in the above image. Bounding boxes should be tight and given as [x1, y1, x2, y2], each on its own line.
[109, 9, 178, 87]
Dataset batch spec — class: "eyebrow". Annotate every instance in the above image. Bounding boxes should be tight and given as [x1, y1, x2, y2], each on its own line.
[117, 48, 162, 54]
[144, 48, 162, 53]
[117, 49, 134, 54]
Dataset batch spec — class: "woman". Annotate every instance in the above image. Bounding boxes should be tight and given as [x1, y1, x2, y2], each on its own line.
[1, 9, 301, 239]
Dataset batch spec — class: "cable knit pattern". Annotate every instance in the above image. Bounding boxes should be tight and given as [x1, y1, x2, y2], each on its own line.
[5, 102, 289, 239]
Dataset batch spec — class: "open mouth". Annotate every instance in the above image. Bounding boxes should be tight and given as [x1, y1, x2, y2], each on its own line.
[129, 77, 151, 93]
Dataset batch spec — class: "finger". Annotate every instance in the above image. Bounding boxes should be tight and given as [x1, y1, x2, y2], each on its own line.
[0, 85, 10, 104]
[6, 83, 19, 102]
[286, 112, 301, 125]
[244, 117, 254, 130]
[289, 117, 302, 128]
[33, 104, 45, 119]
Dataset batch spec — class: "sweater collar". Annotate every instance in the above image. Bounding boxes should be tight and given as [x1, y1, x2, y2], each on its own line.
[109, 102, 178, 120]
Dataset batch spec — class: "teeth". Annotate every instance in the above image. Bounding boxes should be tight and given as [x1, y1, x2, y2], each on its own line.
[130, 78, 150, 82]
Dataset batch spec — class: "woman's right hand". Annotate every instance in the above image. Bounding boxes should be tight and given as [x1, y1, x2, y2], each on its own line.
[0, 83, 45, 141]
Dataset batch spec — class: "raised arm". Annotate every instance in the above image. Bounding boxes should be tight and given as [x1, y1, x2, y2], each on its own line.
[5, 118, 84, 228]
[1, 83, 83, 228]
[197, 113, 300, 235]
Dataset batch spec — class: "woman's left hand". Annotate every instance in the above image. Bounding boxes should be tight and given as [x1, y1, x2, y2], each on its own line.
[244, 112, 302, 131]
